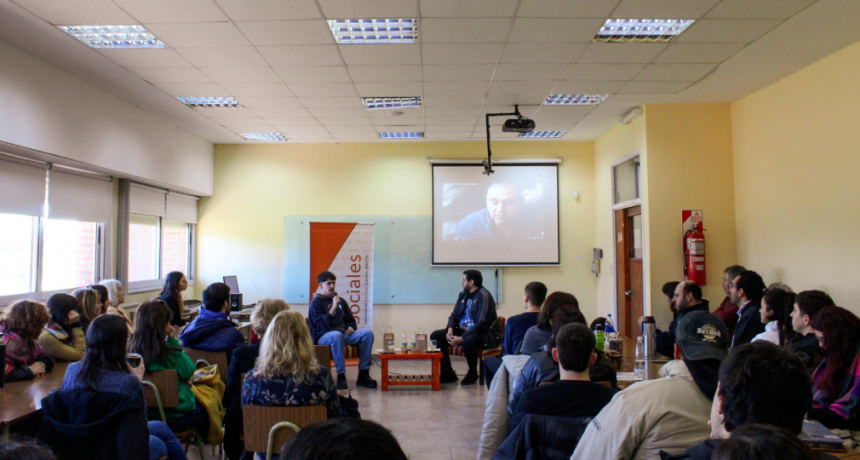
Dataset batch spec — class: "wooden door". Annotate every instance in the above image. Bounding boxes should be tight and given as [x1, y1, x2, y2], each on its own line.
[615, 206, 644, 337]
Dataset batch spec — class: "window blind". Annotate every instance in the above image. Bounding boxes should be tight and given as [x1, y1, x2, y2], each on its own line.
[166, 192, 198, 224]
[48, 170, 112, 222]
[129, 183, 166, 218]
[0, 157, 47, 217]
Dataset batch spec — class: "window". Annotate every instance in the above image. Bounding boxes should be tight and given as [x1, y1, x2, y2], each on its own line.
[129, 215, 159, 282]
[161, 221, 189, 275]
[41, 219, 98, 292]
[0, 213, 37, 296]
[127, 215, 194, 292]
[613, 154, 641, 205]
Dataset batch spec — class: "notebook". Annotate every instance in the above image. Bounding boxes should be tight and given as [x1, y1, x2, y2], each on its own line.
[800, 419, 845, 449]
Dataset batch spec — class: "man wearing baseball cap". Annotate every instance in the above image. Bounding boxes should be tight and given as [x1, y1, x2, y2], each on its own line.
[572, 311, 729, 460]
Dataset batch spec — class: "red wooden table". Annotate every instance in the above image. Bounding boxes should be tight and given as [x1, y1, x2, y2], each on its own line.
[379, 350, 442, 391]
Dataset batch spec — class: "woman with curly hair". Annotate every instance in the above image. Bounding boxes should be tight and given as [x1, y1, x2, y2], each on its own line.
[1, 299, 54, 381]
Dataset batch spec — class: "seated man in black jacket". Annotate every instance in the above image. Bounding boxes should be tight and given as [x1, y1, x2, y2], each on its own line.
[729, 270, 766, 348]
[509, 323, 618, 434]
[662, 341, 836, 460]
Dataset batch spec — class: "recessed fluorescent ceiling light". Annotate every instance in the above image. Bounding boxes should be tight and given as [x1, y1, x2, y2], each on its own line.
[362, 97, 422, 110]
[58, 25, 165, 48]
[544, 94, 608, 105]
[520, 131, 565, 138]
[328, 19, 417, 44]
[176, 97, 241, 108]
[240, 133, 288, 141]
[594, 19, 694, 43]
[379, 132, 423, 139]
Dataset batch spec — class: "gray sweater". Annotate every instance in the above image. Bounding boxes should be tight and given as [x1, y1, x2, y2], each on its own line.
[62, 361, 146, 416]
[518, 325, 552, 356]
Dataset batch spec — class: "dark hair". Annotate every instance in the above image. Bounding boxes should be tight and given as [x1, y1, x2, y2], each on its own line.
[762, 288, 797, 346]
[524, 282, 548, 307]
[202, 282, 231, 312]
[88, 285, 109, 313]
[537, 291, 579, 330]
[0, 300, 50, 341]
[279, 418, 407, 460]
[718, 342, 811, 434]
[681, 281, 703, 301]
[128, 299, 175, 366]
[547, 307, 587, 349]
[75, 315, 131, 391]
[556, 323, 596, 373]
[46, 293, 78, 324]
[662, 281, 680, 297]
[812, 306, 860, 396]
[794, 290, 834, 322]
[0, 438, 57, 460]
[316, 271, 336, 284]
[160, 271, 185, 302]
[736, 270, 765, 303]
[724, 265, 746, 281]
[712, 424, 817, 460]
[463, 270, 483, 288]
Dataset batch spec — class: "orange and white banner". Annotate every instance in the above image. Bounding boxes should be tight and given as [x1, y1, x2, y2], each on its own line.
[309, 222, 374, 329]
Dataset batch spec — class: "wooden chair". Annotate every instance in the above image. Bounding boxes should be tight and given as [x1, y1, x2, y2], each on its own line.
[238, 325, 251, 344]
[142, 369, 206, 459]
[243, 405, 327, 460]
[182, 348, 229, 374]
[449, 316, 506, 385]
[305, 318, 360, 359]
[313, 345, 333, 373]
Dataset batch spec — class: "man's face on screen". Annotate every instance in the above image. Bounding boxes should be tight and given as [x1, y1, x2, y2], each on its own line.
[486, 183, 522, 229]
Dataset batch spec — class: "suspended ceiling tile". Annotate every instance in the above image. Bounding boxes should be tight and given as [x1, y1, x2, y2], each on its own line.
[219, 83, 294, 97]
[194, 107, 259, 117]
[263, 118, 321, 126]
[320, 125, 378, 133]
[508, 18, 608, 43]
[317, 0, 418, 18]
[128, 67, 212, 83]
[535, 105, 596, 116]
[517, 0, 620, 18]
[422, 64, 497, 81]
[283, 132, 333, 139]
[348, 65, 422, 82]
[251, 108, 313, 118]
[423, 81, 490, 96]
[199, 66, 282, 84]
[257, 45, 344, 66]
[223, 124, 274, 133]
[155, 83, 231, 97]
[212, 117, 269, 126]
[314, 117, 373, 125]
[13, 0, 137, 25]
[425, 131, 474, 139]
[367, 106, 422, 118]
[489, 80, 558, 95]
[297, 96, 364, 108]
[214, 0, 322, 21]
[374, 124, 424, 132]
[114, 0, 228, 23]
[420, 0, 519, 18]
[423, 94, 487, 107]
[272, 125, 328, 133]
[145, 23, 250, 48]
[339, 44, 421, 65]
[309, 108, 370, 117]
[633, 63, 716, 81]
[424, 115, 481, 124]
[485, 94, 548, 106]
[482, 105, 539, 117]
[494, 64, 571, 81]
[617, 81, 693, 93]
[563, 64, 645, 80]
[238, 96, 305, 109]
[422, 44, 505, 64]
[98, 49, 192, 68]
[675, 19, 782, 43]
[354, 82, 423, 96]
[175, 47, 268, 68]
[706, 0, 817, 19]
[235, 20, 335, 46]
[421, 18, 513, 43]
[576, 43, 668, 64]
[612, 0, 721, 19]
[424, 124, 475, 132]
[500, 43, 586, 64]
[273, 66, 352, 83]
[653, 43, 745, 63]
[288, 83, 358, 97]
[552, 80, 627, 93]
[371, 117, 425, 126]
[330, 132, 382, 139]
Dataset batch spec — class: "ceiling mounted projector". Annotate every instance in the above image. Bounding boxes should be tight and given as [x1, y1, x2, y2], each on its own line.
[483, 105, 537, 176]
[502, 117, 536, 133]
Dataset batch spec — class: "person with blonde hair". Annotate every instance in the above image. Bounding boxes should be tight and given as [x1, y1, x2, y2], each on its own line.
[101, 279, 133, 334]
[242, 310, 339, 458]
[72, 287, 102, 334]
[1, 299, 55, 381]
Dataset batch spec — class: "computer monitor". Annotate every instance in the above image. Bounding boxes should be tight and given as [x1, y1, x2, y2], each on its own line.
[223, 275, 240, 294]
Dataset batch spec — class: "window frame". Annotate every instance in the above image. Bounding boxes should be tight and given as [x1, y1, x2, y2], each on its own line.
[126, 215, 195, 294]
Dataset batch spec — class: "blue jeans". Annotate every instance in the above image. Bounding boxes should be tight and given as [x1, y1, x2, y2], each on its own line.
[319, 329, 374, 375]
[149, 421, 187, 460]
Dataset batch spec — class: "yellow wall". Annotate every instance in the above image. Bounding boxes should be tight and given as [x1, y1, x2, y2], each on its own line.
[198, 141, 597, 341]
[732, 40, 860, 311]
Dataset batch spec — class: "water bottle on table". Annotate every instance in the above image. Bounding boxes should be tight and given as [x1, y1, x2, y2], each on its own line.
[634, 336, 645, 379]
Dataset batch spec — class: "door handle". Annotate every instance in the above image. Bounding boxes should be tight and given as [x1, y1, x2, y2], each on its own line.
[625, 290, 632, 297]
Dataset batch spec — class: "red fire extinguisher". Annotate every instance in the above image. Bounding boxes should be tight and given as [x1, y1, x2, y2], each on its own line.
[684, 223, 707, 285]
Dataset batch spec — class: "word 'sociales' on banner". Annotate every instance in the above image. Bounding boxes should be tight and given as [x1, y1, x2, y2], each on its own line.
[309, 222, 374, 329]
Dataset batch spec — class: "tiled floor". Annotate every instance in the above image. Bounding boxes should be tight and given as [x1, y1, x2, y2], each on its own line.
[189, 356, 485, 460]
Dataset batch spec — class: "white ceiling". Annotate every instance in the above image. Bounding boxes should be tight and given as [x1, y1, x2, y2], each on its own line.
[2, 0, 860, 144]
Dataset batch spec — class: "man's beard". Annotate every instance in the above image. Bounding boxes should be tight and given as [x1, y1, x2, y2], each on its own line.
[463, 285, 471, 294]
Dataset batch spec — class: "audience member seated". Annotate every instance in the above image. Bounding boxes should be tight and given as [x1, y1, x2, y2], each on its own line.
[88, 284, 110, 315]
[729, 270, 766, 348]
[38, 293, 85, 362]
[808, 306, 860, 430]
[279, 418, 407, 460]
[179, 282, 244, 358]
[507, 308, 616, 420]
[0, 439, 57, 460]
[509, 323, 618, 434]
[223, 298, 290, 460]
[714, 265, 745, 342]
[662, 341, 820, 460]
[1, 299, 54, 382]
[650, 281, 708, 358]
[711, 424, 820, 460]
[159, 271, 189, 328]
[790, 290, 834, 370]
[128, 300, 210, 439]
[518, 291, 578, 356]
[572, 311, 728, 459]
[61, 315, 186, 460]
[484, 281, 547, 389]
[242, 310, 339, 460]
[72, 286, 103, 334]
[752, 286, 796, 346]
[310, 270, 377, 390]
[102, 279, 133, 334]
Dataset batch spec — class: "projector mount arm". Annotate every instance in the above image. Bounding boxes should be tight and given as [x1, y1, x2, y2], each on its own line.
[484, 105, 522, 176]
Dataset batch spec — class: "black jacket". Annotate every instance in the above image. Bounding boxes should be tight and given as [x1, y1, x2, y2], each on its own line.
[732, 300, 765, 348]
[656, 300, 710, 358]
[660, 438, 838, 460]
[224, 342, 261, 460]
[40, 390, 149, 460]
[494, 414, 592, 460]
[447, 287, 500, 346]
[160, 292, 186, 326]
[309, 294, 358, 343]
[791, 333, 823, 371]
